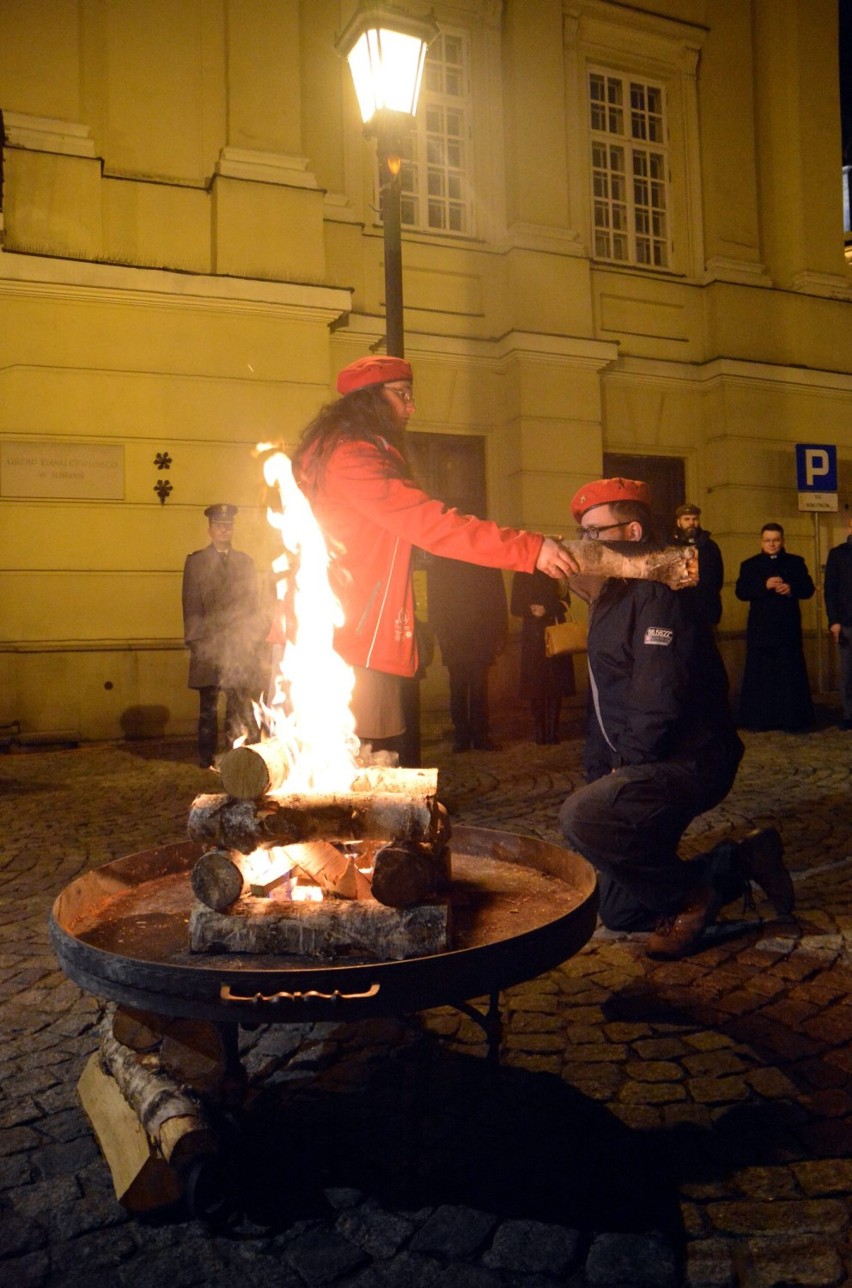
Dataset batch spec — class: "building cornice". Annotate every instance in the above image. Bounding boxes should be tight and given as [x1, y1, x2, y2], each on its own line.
[0, 248, 352, 323]
[337, 315, 619, 369]
[604, 354, 852, 393]
[2, 111, 96, 158]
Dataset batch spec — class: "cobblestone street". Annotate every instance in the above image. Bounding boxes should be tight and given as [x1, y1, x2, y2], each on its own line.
[1, 703, 851, 1287]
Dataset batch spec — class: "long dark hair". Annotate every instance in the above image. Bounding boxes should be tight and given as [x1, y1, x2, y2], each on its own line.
[291, 386, 411, 494]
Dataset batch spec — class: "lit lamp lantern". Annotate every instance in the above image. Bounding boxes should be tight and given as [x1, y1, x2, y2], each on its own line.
[335, 4, 438, 357]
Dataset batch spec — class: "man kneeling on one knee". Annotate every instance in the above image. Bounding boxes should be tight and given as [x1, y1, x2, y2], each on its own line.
[559, 477, 794, 959]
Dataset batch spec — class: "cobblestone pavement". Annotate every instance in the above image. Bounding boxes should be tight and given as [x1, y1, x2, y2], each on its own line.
[1, 703, 851, 1288]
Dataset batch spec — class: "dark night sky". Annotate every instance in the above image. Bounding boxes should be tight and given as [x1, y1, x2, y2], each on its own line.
[842, 0, 852, 162]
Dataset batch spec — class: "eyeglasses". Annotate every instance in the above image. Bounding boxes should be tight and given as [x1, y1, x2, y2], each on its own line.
[576, 521, 626, 540]
[383, 384, 415, 405]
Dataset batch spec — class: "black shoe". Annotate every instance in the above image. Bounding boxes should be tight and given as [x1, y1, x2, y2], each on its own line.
[738, 827, 794, 915]
[471, 738, 501, 751]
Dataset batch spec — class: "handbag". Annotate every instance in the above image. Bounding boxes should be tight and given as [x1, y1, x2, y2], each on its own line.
[544, 610, 587, 657]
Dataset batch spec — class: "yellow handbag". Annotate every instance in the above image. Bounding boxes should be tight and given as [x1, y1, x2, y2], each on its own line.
[544, 610, 588, 657]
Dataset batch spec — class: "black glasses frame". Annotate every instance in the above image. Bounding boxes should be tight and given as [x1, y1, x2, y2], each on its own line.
[577, 521, 626, 540]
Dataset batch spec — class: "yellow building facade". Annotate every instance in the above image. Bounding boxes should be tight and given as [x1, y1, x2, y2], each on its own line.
[1, 0, 850, 740]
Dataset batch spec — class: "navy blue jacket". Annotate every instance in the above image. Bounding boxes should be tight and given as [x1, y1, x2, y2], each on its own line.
[585, 577, 741, 782]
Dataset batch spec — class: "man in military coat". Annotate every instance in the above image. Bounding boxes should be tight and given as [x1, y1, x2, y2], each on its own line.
[182, 503, 264, 767]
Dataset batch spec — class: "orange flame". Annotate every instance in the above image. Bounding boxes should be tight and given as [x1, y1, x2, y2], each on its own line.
[257, 446, 360, 796]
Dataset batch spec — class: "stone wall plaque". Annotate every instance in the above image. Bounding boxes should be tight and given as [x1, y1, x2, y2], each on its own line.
[0, 441, 125, 500]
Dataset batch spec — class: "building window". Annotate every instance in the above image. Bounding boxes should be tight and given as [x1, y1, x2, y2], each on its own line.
[400, 31, 472, 235]
[589, 70, 671, 268]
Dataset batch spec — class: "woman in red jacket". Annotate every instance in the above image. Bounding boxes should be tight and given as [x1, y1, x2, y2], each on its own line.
[291, 354, 575, 757]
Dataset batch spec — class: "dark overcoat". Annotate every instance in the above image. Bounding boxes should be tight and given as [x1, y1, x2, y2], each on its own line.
[182, 545, 263, 690]
[672, 527, 724, 625]
[510, 570, 576, 700]
[427, 557, 508, 669]
[824, 537, 852, 627]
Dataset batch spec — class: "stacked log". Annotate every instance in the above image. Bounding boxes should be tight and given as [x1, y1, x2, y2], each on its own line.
[77, 1005, 223, 1214]
[187, 782, 444, 853]
[186, 756, 453, 960]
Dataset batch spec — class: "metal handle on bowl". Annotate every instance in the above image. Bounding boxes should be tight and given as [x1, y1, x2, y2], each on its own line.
[220, 982, 381, 1005]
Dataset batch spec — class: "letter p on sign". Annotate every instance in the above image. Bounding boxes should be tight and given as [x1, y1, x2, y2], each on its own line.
[795, 443, 837, 493]
[805, 449, 829, 486]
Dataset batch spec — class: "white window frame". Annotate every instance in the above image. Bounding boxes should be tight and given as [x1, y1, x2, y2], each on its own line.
[565, 5, 706, 282]
[588, 68, 672, 269]
[399, 28, 475, 236]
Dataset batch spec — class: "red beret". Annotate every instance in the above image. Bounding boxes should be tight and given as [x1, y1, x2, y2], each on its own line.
[571, 477, 652, 524]
[336, 355, 413, 396]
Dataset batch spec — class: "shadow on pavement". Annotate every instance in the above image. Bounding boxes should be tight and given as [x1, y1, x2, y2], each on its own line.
[213, 1024, 685, 1248]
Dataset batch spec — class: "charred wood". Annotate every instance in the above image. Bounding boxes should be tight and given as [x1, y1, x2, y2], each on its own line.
[371, 842, 449, 908]
[190, 849, 246, 912]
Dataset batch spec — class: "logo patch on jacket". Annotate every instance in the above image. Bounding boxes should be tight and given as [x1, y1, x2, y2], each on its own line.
[644, 627, 673, 646]
[394, 609, 413, 643]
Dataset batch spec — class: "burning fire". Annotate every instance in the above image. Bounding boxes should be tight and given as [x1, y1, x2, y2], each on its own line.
[242, 845, 324, 901]
[255, 445, 361, 797]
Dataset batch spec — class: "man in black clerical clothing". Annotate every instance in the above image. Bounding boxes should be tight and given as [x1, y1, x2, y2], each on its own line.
[735, 522, 815, 732]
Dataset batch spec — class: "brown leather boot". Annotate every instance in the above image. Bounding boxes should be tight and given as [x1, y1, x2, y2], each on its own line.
[646, 883, 722, 959]
[738, 827, 794, 915]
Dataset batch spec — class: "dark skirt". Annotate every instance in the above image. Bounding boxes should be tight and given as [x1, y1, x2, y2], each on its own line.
[518, 619, 577, 701]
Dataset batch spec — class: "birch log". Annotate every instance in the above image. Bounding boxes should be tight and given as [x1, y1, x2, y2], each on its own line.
[285, 840, 373, 900]
[217, 740, 289, 799]
[189, 895, 450, 960]
[112, 1006, 171, 1053]
[188, 791, 441, 855]
[77, 1053, 182, 1213]
[97, 1008, 216, 1173]
[215, 750, 439, 804]
[563, 540, 698, 588]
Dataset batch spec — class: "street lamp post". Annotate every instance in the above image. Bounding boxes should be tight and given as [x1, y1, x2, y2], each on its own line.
[335, 4, 438, 357]
[335, 6, 439, 768]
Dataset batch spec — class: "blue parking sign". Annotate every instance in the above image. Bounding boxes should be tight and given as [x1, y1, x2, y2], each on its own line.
[795, 444, 837, 492]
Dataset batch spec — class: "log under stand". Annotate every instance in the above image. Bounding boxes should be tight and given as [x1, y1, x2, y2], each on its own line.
[78, 1004, 235, 1217]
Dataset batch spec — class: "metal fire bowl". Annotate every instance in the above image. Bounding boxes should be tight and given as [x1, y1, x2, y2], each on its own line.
[49, 827, 598, 1026]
